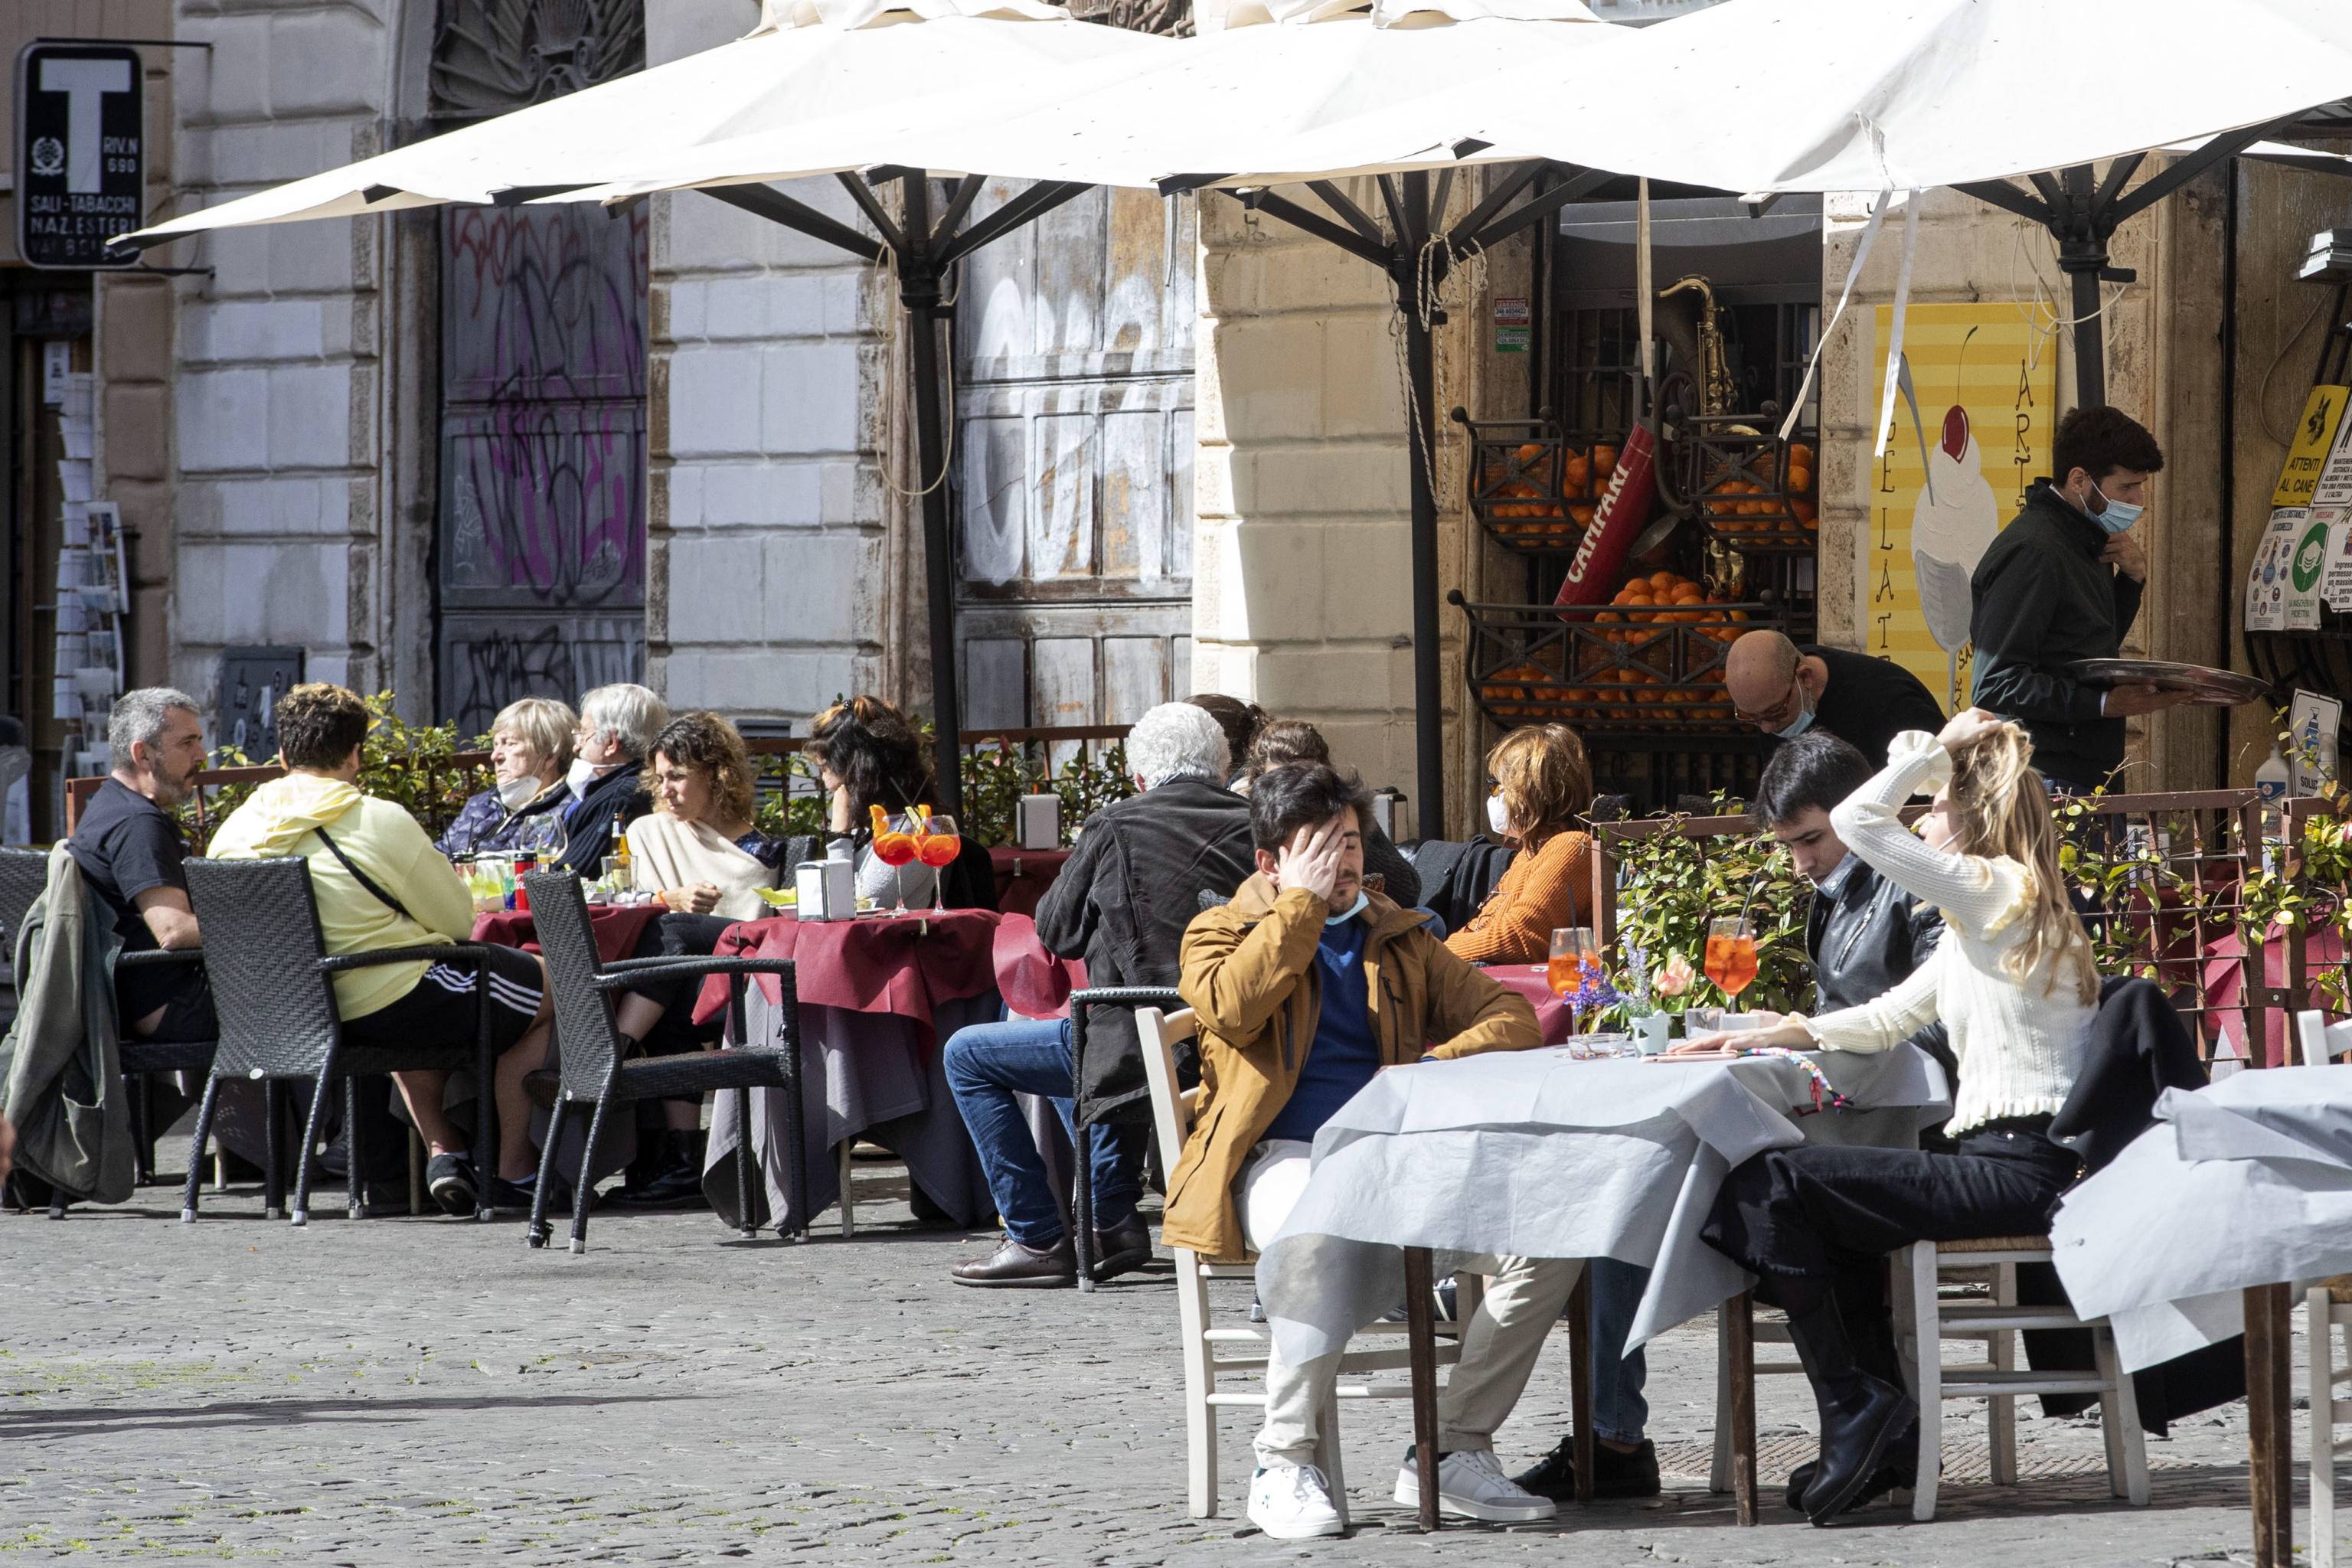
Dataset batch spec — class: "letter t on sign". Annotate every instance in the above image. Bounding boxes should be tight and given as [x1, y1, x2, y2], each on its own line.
[39, 57, 130, 194]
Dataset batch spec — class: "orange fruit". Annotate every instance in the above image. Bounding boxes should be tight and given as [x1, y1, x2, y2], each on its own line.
[1788, 442, 1815, 469]
[1792, 498, 1818, 525]
[1786, 464, 1813, 494]
[1648, 570, 1677, 591]
[1593, 444, 1619, 475]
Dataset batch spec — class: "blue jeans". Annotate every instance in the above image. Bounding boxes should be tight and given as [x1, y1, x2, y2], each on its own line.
[1589, 1258, 1651, 1445]
[942, 1017, 1145, 1250]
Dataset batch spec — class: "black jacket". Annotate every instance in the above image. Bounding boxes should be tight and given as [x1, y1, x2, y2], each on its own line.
[1806, 858, 1952, 1138]
[1968, 482, 2145, 789]
[2024, 977, 2236, 1434]
[554, 763, 652, 875]
[1044, 777, 1256, 1124]
[1800, 646, 1950, 770]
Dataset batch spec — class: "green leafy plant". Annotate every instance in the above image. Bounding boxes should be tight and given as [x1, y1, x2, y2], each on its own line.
[359, 693, 487, 836]
[752, 748, 829, 841]
[1606, 795, 1811, 1015]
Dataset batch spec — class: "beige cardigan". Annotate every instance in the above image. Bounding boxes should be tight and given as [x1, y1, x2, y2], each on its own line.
[624, 812, 779, 922]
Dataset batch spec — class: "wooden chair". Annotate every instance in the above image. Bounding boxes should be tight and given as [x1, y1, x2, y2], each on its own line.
[2298, 1008, 2352, 1068]
[2308, 1276, 2352, 1568]
[1896, 1234, 2149, 1520]
[1136, 1004, 1476, 1524]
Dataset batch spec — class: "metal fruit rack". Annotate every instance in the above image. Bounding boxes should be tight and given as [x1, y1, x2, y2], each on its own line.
[1671, 414, 1821, 552]
[1452, 590, 1799, 737]
[1456, 405, 1630, 557]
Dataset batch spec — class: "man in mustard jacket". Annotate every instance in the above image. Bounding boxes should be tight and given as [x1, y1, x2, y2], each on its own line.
[1165, 763, 1576, 1539]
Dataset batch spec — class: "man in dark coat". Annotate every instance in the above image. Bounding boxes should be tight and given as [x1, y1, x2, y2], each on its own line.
[1968, 405, 2190, 795]
[554, 683, 666, 874]
[1725, 632, 1947, 768]
[942, 701, 1255, 1288]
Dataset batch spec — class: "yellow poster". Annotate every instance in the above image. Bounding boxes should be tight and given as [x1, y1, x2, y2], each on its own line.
[2275, 384, 2350, 506]
[1866, 304, 2058, 714]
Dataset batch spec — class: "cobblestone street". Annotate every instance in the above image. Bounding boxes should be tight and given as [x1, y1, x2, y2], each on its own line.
[0, 1148, 2283, 1566]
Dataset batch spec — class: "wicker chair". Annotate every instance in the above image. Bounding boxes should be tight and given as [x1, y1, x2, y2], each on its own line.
[0, 844, 44, 947]
[180, 856, 506, 1226]
[521, 869, 805, 1254]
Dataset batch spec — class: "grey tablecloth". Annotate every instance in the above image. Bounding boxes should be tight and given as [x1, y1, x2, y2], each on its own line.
[702, 988, 1001, 1232]
[2053, 1063, 2352, 1370]
[1260, 1044, 1950, 1370]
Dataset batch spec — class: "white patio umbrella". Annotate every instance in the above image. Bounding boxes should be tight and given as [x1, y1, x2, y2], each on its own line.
[565, 0, 1626, 197]
[118, 0, 1177, 828]
[119, 0, 1171, 247]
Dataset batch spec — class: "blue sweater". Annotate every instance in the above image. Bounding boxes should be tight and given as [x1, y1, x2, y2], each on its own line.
[1263, 915, 1380, 1144]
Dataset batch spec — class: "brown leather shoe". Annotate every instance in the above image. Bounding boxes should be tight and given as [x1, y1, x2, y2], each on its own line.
[949, 1235, 1077, 1288]
[1091, 1215, 1155, 1281]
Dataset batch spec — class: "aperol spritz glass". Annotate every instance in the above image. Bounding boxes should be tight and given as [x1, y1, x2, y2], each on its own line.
[873, 812, 921, 916]
[1704, 916, 1759, 1001]
[916, 812, 961, 913]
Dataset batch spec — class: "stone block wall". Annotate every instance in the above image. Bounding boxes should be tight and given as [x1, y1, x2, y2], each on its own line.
[165, 0, 399, 705]
[647, 0, 905, 730]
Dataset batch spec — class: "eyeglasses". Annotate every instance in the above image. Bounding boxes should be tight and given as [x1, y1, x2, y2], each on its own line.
[1735, 678, 1804, 730]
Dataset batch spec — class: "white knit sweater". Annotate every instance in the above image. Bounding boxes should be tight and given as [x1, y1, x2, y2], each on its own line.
[1795, 731, 2095, 1137]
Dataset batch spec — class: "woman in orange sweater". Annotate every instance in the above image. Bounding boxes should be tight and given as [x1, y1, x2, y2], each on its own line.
[1446, 724, 1596, 965]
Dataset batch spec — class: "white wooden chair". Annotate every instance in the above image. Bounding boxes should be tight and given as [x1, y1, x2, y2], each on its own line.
[1137, 1005, 1472, 1523]
[2295, 1016, 2352, 1566]
[1896, 1234, 2149, 1520]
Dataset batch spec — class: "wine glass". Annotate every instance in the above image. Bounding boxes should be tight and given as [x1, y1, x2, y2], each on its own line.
[915, 812, 962, 913]
[872, 812, 921, 916]
[1704, 916, 1759, 1007]
[1547, 926, 1602, 1033]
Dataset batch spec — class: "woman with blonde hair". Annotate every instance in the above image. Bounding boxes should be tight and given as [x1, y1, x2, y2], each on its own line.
[1445, 724, 1594, 964]
[1674, 708, 2099, 1526]
[437, 697, 576, 857]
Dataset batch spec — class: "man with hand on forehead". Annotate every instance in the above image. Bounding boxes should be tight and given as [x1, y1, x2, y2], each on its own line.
[1165, 762, 1572, 1540]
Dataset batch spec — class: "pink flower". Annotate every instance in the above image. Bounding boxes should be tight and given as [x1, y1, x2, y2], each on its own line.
[1655, 952, 1696, 997]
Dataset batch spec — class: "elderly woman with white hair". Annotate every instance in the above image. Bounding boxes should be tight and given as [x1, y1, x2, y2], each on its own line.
[940, 699, 1259, 1289]
[554, 682, 671, 876]
[438, 697, 577, 858]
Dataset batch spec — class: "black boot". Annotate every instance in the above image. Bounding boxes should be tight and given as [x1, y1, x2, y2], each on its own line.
[1783, 1295, 1917, 1527]
[607, 1129, 710, 1210]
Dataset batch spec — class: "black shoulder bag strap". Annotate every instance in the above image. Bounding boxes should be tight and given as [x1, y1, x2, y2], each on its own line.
[312, 826, 419, 927]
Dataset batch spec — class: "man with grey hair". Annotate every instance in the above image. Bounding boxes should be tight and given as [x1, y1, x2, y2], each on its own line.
[68, 688, 213, 1040]
[943, 700, 1255, 1287]
[555, 681, 669, 875]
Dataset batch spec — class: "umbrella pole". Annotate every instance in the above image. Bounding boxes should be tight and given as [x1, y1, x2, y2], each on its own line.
[1397, 264, 1449, 838]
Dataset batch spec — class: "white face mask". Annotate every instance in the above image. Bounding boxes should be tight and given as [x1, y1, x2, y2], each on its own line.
[566, 757, 606, 798]
[497, 776, 542, 810]
[1486, 792, 1511, 837]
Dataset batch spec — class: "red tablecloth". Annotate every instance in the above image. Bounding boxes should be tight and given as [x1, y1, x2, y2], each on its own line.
[991, 913, 1088, 1018]
[991, 846, 1072, 920]
[1485, 965, 1574, 1044]
[471, 903, 663, 964]
[690, 909, 1001, 1048]
[2202, 926, 2346, 1067]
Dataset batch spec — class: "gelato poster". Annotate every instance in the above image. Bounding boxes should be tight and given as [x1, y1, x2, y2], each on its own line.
[1866, 303, 2058, 713]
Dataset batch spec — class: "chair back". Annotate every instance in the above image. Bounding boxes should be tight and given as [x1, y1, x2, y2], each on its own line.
[521, 869, 628, 1098]
[0, 844, 47, 951]
[182, 858, 343, 1079]
[1137, 1005, 1200, 1173]
[2298, 1009, 2352, 1067]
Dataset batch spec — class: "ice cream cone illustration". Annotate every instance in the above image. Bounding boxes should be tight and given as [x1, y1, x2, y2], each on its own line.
[1912, 402, 2000, 710]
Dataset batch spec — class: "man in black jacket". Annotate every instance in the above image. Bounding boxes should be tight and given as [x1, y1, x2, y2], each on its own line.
[1968, 406, 2189, 795]
[554, 683, 666, 874]
[1725, 632, 1946, 768]
[944, 701, 1255, 1287]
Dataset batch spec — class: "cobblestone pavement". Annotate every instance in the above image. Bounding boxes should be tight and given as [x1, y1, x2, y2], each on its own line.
[0, 1147, 2290, 1566]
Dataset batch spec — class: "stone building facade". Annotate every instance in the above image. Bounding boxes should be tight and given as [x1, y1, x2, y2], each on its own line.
[4, 0, 2341, 838]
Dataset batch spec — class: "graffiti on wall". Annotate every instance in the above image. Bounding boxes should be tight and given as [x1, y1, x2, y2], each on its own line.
[439, 201, 648, 734]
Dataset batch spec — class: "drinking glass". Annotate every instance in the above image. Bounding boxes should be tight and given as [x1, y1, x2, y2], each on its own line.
[1704, 916, 1759, 1002]
[915, 812, 962, 913]
[1547, 926, 1603, 1035]
[872, 812, 921, 916]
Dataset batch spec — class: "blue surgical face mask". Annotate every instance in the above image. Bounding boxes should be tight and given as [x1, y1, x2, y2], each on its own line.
[1775, 687, 1818, 738]
[2089, 481, 2142, 535]
[1325, 889, 1370, 926]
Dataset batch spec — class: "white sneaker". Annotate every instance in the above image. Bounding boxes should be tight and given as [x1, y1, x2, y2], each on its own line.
[1249, 1462, 1344, 1539]
[1393, 1447, 1559, 1523]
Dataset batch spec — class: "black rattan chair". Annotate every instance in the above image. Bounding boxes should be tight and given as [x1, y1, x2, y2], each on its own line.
[522, 869, 806, 1254]
[0, 844, 44, 947]
[1067, 985, 1184, 1291]
[180, 857, 505, 1226]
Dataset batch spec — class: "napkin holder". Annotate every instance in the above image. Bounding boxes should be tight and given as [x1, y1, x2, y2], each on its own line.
[1018, 793, 1060, 851]
[795, 857, 854, 922]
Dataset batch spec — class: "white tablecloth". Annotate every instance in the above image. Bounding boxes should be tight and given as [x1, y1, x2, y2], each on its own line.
[1259, 1044, 1950, 1370]
[2053, 1063, 2352, 1370]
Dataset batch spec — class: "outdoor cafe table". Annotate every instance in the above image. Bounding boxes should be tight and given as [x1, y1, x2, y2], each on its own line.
[1258, 1043, 1949, 1526]
[989, 847, 1072, 920]
[688, 908, 1008, 1233]
[2053, 1065, 2352, 1568]
[470, 902, 663, 963]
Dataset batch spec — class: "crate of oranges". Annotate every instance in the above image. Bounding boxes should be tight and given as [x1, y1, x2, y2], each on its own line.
[1674, 416, 1818, 550]
[1458, 412, 1622, 553]
[1459, 579, 1779, 737]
